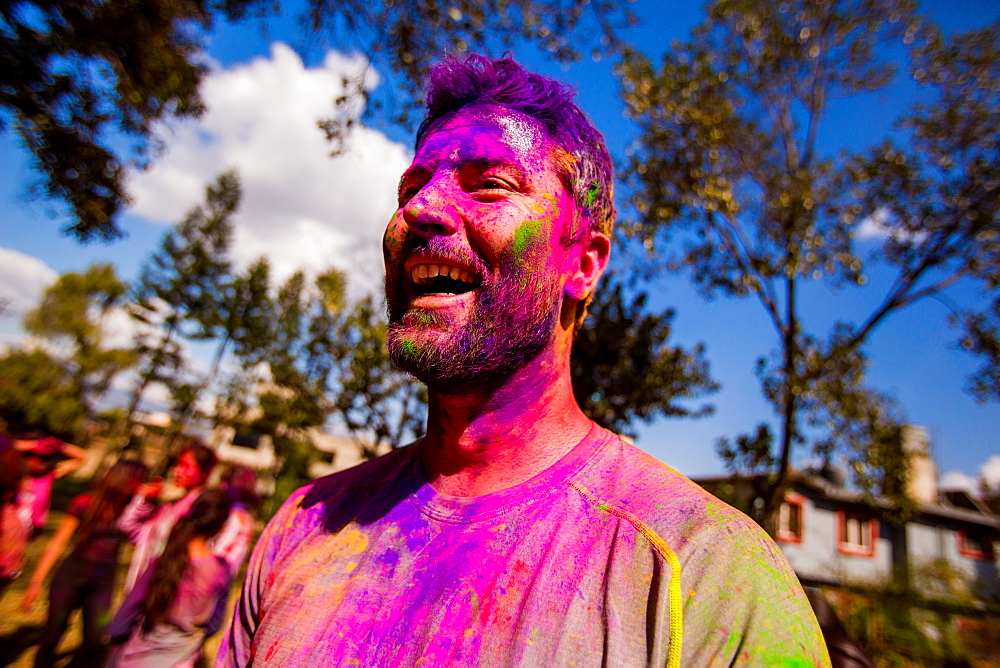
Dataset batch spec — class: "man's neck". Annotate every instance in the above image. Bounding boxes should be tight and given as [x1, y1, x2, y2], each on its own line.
[420, 351, 594, 498]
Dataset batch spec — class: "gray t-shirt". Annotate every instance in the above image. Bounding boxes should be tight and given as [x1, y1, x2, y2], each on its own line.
[218, 425, 829, 666]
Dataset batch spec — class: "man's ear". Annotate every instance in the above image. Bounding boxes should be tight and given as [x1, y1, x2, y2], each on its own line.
[564, 232, 611, 301]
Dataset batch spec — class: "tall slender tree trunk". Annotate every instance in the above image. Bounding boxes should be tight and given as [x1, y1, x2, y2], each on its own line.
[160, 334, 232, 471]
[120, 317, 180, 443]
[764, 275, 799, 536]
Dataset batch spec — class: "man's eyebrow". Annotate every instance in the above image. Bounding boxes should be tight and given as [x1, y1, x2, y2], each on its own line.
[463, 156, 527, 180]
[397, 153, 530, 195]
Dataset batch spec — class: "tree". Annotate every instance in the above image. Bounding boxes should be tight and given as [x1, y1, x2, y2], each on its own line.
[617, 0, 998, 531]
[301, 0, 636, 146]
[329, 294, 427, 457]
[3, 0, 634, 242]
[0, 349, 88, 438]
[0, 0, 247, 241]
[167, 255, 272, 445]
[23, 263, 136, 418]
[251, 269, 341, 436]
[959, 298, 1000, 403]
[126, 171, 239, 427]
[204, 256, 274, 381]
[570, 272, 718, 437]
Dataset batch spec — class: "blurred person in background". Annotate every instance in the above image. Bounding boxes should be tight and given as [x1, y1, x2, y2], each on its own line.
[193, 465, 261, 665]
[107, 490, 233, 668]
[0, 436, 29, 600]
[118, 442, 217, 594]
[212, 465, 259, 578]
[21, 458, 149, 667]
[15, 433, 88, 535]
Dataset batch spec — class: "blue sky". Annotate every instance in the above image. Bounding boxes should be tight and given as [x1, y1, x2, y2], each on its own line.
[0, 0, 997, 488]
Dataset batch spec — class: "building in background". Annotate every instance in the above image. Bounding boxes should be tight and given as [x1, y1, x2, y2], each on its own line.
[695, 426, 999, 600]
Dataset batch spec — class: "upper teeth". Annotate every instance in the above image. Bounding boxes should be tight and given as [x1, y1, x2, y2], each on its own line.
[411, 264, 476, 284]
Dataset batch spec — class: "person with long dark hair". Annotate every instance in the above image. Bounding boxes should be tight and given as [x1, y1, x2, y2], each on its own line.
[107, 489, 233, 667]
[21, 458, 149, 667]
[118, 442, 217, 594]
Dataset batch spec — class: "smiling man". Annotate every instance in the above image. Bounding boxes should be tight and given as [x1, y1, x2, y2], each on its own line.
[217, 55, 829, 667]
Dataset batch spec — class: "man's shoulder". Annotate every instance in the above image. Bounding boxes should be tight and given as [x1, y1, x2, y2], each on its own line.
[571, 434, 762, 550]
[272, 442, 420, 526]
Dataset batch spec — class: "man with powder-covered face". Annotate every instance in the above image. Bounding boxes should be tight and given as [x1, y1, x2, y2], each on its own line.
[217, 55, 829, 667]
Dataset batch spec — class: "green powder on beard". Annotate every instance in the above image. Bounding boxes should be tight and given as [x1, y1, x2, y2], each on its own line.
[400, 338, 418, 360]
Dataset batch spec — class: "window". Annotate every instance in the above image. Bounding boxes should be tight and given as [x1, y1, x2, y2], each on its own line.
[838, 511, 877, 557]
[232, 430, 263, 450]
[777, 494, 805, 544]
[958, 530, 996, 560]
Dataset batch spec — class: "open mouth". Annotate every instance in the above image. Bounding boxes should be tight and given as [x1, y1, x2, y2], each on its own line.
[411, 263, 480, 297]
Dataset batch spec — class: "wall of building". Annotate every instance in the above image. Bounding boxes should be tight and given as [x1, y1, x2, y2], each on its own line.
[909, 520, 999, 599]
[779, 497, 893, 586]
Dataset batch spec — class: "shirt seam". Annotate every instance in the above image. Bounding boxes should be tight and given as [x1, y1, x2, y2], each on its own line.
[569, 480, 684, 668]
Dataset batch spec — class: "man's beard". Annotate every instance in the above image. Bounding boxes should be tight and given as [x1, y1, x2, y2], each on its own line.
[386, 239, 562, 395]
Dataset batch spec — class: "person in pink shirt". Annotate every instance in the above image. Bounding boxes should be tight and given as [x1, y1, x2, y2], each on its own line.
[21, 459, 148, 667]
[14, 434, 87, 535]
[211, 465, 259, 578]
[118, 441, 217, 594]
[108, 489, 233, 667]
[0, 438, 28, 600]
[217, 54, 829, 667]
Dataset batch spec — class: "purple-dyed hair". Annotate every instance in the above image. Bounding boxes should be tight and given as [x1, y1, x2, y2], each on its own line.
[416, 54, 616, 240]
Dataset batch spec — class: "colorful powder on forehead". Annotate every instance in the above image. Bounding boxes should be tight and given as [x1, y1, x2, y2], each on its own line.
[492, 111, 543, 157]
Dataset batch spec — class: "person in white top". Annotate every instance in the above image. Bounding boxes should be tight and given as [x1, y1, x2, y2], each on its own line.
[118, 442, 217, 593]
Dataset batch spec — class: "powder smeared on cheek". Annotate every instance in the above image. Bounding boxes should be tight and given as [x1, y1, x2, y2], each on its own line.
[512, 220, 544, 261]
[384, 231, 403, 252]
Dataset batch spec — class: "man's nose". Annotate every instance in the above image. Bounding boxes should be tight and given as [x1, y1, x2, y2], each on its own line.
[401, 179, 461, 239]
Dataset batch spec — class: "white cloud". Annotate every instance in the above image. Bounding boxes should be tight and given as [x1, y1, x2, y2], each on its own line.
[980, 455, 1000, 488]
[0, 247, 57, 316]
[940, 470, 978, 494]
[128, 43, 411, 294]
[940, 456, 1000, 496]
[0, 248, 58, 348]
[2, 46, 413, 415]
[0, 249, 145, 384]
[855, 208, 891, 240]
[856, 207, 927, 243]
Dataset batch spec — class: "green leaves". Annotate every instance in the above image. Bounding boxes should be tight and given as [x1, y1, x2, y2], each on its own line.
[958, 298, 1000, 404]
[14, 262, 134, 434]
[3, 0, 635, 238]
[126, 171, 240, 423]
[326, 294, 427, 457]
[1, 0, 223, 240]
[0, 350, 89, 437]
